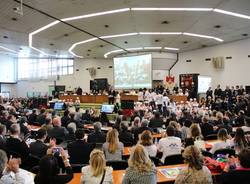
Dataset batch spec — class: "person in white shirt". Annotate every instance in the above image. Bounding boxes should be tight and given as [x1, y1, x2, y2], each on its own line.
[162, 93, 169, 117]
[155, 92, 163, 114]
[241, 117, 250, 132]
[81, 149, 113, 184]
[210, 128, 232, 154]
[139, 130, 157, 157]
[158, 125, 182, 163]
[138, 89, 144, 102]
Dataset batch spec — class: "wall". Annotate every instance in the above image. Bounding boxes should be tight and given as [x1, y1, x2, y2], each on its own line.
[171, 38, 250, 89]
[16, 59, 113, 97]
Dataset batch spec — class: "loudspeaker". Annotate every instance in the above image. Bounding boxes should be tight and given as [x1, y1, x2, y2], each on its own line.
[121, 100, 134, 109]
[212, 57, 224, 69]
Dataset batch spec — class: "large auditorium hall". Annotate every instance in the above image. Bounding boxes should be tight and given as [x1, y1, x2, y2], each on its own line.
[0, 0, 250, 184]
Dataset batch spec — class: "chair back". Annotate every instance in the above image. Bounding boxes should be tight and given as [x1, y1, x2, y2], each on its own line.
[106, 160, 128, 170]
[164, 154, 184, 165]
[201, 150, 213, 158]
[204, 134, 217, 141]
[71, 164, 88, 173]
[214, 148, 235, 157]
[150, 157, 161, 166]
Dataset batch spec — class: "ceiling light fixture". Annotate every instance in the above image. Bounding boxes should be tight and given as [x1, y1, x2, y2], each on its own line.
[164, 47, 179, 50]
[61, 8, 130, 21]
[131, 8, 213, 11]
[144, 47, 162, 49]
[183, 32, 223, 42]
[213, 9, 250, 20]
[0, 46, 18, 53]
[104, 49, 123, 58]
[139, 32, 182, 35]
[100, 33, 138, 39]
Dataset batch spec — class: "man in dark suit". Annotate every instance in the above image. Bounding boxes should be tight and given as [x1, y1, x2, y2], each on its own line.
[119, 121, 134, 146]
[200, 115, 214, 138]
[29, 128, 48, 158]
[68, 129, 94, 164]
[36, 108, 46, 125]
[134, 119, 153, 143]
[6, 124, 30, 160]
[28, 109, 38, 125]
[87, 122, 106, 143]
[0, 124, 6, 150]
[149, 111, 163, 130]
[48, 117, 69, 141]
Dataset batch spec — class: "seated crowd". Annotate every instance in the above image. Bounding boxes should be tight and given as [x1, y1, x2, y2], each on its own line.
[0, 85, 249, 184]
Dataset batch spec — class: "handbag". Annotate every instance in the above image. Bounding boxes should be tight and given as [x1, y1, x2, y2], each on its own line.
[100, 169, 106, 184]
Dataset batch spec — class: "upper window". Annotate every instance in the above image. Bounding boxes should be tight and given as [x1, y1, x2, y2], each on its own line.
[18, 58, 74, 80]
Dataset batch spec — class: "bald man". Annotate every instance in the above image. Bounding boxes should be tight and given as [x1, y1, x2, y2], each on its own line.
[48, 116, 69, 141]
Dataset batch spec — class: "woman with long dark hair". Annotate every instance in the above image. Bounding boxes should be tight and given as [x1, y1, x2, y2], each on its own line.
[232, 128, 248, 154]
[34, 148, 73, 184]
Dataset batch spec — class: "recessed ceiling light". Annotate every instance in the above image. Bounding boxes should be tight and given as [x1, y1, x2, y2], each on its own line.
[100, 45, 104, 47]
[87, 54, 90, 56]
[19, 48, 22, 50]
[161, 20, 169, 24]
[202, 44, 207, 48]
[87, 49, 91, 52]
[155, 39, 160, 42]
[54, 51, 57, 53]
[3, 36, 8, 39]
[104, 25, 109, 28]
[242, 33, 248, 36]
[64, 33, 69, 37]
[124, 41, 128, 44]
[49, 43, 54, 46]
[183, 41, 188, 44]
[214, 25, 221, 28]
[11, 17, 17, 21]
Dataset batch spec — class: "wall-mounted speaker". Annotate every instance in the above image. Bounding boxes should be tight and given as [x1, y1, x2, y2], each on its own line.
[212, 57, 224, 69]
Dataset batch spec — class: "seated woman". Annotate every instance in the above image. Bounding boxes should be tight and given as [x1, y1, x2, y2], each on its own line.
[139, 130, 157, 157]
[102, 129, 124, 160]
[122, 144, 157, 184]
[81, 149, 113, 184]
[175, 145, 213, 184]
[34, 147, 73, 184]
[185, 123, 204, 150]
[230, 128, 249, 154]
[210, 128, 232, 154]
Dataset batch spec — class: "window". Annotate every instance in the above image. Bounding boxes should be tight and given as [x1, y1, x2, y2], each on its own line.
[18, 58, 74, 80]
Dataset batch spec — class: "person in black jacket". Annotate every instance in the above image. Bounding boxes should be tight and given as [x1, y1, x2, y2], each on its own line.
[119, 121, 134, 146]
[34, 150, 73, 184]
[36, 108, 47, 125]
[148, 111, 163, 131]
[67, 129, 94, 164]
[61, 110, 70, 128]
[28, 109, 38, 125]
[221, 148, 250, 184]
[87, 122, 106, 143]
[48, 117, 69, 141]
[200, 116, 214, 138]
[5, 124, 30, 161]
[30, 128, 48, 158]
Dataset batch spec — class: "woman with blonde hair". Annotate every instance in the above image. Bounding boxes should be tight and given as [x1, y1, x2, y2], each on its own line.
[122, 144, 157, 184]
[81, 149, 113, 184]
[139, 130, 157, 157]
[175, 145, 213, 184]
[210, 128, 232, 154]
[102, 129, 124, 160]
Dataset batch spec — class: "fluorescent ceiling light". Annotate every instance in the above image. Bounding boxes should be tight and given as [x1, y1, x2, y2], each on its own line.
[61, 8, 130, 21]
[164, 47, 180, 51]
[104, 49, 123, 58]
[0, 46, 18, 53]
[213, 9, 250, 20]
[132, 8, 212, 11]
[139, 32, 182, 35]
[144, 47, 162, 49]
[29, 21, 60, 36]
[100, 33, 138, 39]
[183, 32, 223, 42]
[69, 50, 83, 58]
[127, 47, 143, 51]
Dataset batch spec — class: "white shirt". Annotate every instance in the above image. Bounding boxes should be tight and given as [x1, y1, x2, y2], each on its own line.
[138, 91, 144, 101]
[158, 136, 182, 163]
[155, 94, 163, 105]
[81, 166, 113, 184]
[162, 96, 169, 107]
[209, 140, 232, 154]
[144, 144, 157, 157]
[241, 126, 250, 132]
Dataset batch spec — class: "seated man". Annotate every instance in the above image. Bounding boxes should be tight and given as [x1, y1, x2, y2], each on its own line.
[133, 119, 153, 143]
[87, 122, 106, 143]
[30, 128, 48, 158]
[148, 111, 164, 130]
[5, 124, 30, 161]
[158, 125, 182, 163]
[68, 129, 94, 164]
[0, 149, 33, 183]
[48, 116, 69, 141]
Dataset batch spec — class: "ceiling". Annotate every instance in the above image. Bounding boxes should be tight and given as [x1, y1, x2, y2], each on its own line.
[0, 0, 250, 58]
